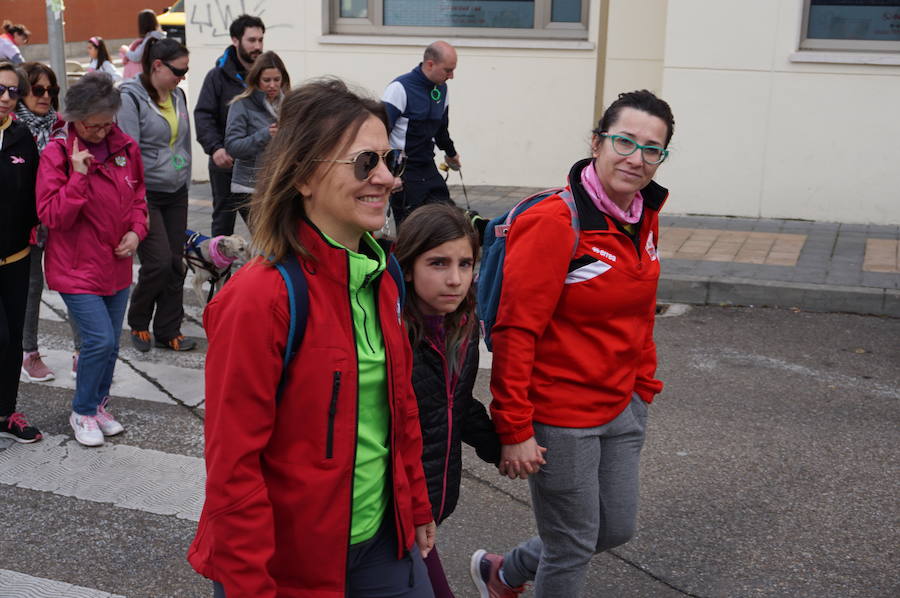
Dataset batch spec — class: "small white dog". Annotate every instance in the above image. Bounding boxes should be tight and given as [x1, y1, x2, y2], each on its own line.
[184, 231, 251, 306]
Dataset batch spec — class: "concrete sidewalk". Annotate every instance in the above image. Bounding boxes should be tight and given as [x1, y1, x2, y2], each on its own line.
[187, 181, 900, 318]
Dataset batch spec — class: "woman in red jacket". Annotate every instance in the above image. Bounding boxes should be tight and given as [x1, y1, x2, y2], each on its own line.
[189, 77, 436, 598]
[470, 90, 675, 598]
[36, 71, 148, 447]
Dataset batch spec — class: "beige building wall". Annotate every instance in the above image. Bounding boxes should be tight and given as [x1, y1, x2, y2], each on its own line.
[661, 0, 900, 224]
[186, 0, 612, 188]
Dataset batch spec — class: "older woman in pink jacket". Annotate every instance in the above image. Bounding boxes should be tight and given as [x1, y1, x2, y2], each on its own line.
[36, 72, 148, 447]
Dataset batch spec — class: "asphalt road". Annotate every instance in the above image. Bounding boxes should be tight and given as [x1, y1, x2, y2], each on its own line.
[1, 303, 898, 597]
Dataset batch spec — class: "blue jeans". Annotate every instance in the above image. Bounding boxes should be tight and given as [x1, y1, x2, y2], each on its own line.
[61, 288, 130, 415]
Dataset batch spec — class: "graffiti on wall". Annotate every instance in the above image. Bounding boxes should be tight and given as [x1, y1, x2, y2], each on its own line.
[190, 0, 291, 37]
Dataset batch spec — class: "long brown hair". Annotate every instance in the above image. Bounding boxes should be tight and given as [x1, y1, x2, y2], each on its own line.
[230, 51, 290, 105]
[250, 77, 387, 263]
[394, 203, 480, 374]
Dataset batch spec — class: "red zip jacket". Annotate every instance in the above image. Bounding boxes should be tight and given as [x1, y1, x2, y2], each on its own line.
[188, 219, 433, 598]
[490, 158, 667, 445]
[36, 124, 148, 295]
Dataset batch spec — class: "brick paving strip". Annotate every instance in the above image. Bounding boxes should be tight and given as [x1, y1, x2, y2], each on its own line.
[863, 239, 900, 273]
[659, 227, 806, 267]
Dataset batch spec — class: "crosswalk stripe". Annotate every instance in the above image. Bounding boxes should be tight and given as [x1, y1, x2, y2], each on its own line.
[0, 569, 127, 598]
[22, 349, 179, 406]
[0, 435, 204, 522]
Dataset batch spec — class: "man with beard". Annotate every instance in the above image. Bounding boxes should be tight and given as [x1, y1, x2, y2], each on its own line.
[194, 14, 265, 236]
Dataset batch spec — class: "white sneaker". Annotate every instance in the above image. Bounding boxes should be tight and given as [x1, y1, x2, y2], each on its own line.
[95, 397, 124, 436]
[70, 412, 104, 447]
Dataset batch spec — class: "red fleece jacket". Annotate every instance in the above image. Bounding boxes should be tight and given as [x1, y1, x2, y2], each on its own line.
[490, 161, 667, 445]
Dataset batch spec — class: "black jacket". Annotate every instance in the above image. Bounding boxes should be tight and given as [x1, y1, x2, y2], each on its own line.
[0, 119, 38, 257]
[194, 46, 247, 158]
[412, 327, 501, 524]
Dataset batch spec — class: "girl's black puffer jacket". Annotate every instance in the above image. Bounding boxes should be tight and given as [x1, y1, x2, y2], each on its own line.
[411, 328, 501, 524]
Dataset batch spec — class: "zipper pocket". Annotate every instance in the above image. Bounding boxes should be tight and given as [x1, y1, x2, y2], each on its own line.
[326, 371, 341, 459]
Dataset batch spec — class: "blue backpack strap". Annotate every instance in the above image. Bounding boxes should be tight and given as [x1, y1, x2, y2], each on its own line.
[386, 253, 405, 309]
[558, 189, 581, 257]
[273, 253, 309, 406]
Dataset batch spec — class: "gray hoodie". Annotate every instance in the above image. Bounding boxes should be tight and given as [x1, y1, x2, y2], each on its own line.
[224, 89, 278, 192]
[117, 78, 192, 194]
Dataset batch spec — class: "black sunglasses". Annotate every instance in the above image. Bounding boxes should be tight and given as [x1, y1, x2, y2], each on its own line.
[164, 62, 189, 77]
[314, 149, 407, 181]
[0, 85, 21, 100]
[31, 85, 60, 98]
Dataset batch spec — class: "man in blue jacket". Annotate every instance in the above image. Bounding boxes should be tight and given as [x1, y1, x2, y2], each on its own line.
[382, 41, 461, 226]
[194, 14, 265, 237]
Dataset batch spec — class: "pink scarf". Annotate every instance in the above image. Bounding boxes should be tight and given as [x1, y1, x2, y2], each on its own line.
[580, 163, 643, 224]
[208, 236, 236, 269]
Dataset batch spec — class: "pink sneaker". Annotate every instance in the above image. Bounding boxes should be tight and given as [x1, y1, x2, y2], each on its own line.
[21, 351, 55, 382]
[470, 550, 524, 598]
[95, 396, 124, 436]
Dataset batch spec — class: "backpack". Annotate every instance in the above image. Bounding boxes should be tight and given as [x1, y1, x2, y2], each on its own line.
[272, 249, 406, 404]
[476, 188, 580, 352]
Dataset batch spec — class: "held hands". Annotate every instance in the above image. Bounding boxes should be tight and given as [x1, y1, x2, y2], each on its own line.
[212, 147, 234, 169]
[114, 231, 140, 259]
[415, 521, 437, 558]
[268, 123, 278, 138]
[498, 437, 547, 480]
[71, 138, 94, 175]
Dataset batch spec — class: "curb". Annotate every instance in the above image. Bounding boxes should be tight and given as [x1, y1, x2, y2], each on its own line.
[658, 274, 900, 318]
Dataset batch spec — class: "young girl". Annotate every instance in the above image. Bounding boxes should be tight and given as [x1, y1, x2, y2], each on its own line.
[395, 203, 501, 598]
[87, 37, 121, 82]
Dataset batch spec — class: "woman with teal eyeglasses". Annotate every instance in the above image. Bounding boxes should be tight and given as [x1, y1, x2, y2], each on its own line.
[118, 36, 196, 353]
[470, 90, 675, 598]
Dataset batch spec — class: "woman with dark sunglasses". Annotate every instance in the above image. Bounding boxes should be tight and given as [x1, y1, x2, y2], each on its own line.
[117, 36, 196, 353]
[15, 62, 69, 384]
[0, 61, 43, 443]
[470, 90, 675, 598]
[188, 78, 436, 598]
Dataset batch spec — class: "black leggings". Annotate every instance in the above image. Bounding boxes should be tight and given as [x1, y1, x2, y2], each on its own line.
[0, 254, 30, 417]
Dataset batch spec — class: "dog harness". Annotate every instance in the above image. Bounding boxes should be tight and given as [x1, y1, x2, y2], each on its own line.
[184, 230, 237, 304]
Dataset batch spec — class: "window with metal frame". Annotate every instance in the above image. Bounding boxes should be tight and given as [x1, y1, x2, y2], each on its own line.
[800, 0, 900, 52]
[332, 0, 588, 39]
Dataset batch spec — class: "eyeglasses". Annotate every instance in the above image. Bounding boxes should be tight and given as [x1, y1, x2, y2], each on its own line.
[80, 121, 116, 132]
[314, 149, 407, 181]
[0, 85, 21, 100]
[600, 133, 669, 165]
[164, 62, 189, 77]
[30, 85, 60, 98]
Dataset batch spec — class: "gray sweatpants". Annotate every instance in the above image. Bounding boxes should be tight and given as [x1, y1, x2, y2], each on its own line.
[502, 394, 648, 597]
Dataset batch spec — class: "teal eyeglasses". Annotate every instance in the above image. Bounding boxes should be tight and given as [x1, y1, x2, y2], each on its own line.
[600, 133, 669, 165]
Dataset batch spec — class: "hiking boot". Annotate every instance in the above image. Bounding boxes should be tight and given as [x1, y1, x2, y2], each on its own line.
[95, 396, 124, 437]
[70, 412, 104, 447]
[470, 550, 524, 598]
[131, 330, 152, 352]
[71, 353, 78, 379]
[155, 335, 197, 352]
[21, 351, 55, 382]
[0, 412, 43, 443]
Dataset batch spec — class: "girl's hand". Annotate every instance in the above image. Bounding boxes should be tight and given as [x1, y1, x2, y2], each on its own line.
[71, 138, 94, 175]
[499, 437, 547, 480]
[268, 123, 278, 137]
[114, 231, 140, 259]
[415, 521, 436, 558]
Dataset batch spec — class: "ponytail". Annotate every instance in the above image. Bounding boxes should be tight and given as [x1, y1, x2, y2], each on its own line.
[139, 37, 189, 105]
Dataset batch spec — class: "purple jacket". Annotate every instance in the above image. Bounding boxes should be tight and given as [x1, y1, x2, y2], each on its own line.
[36, 124, 148, 295]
